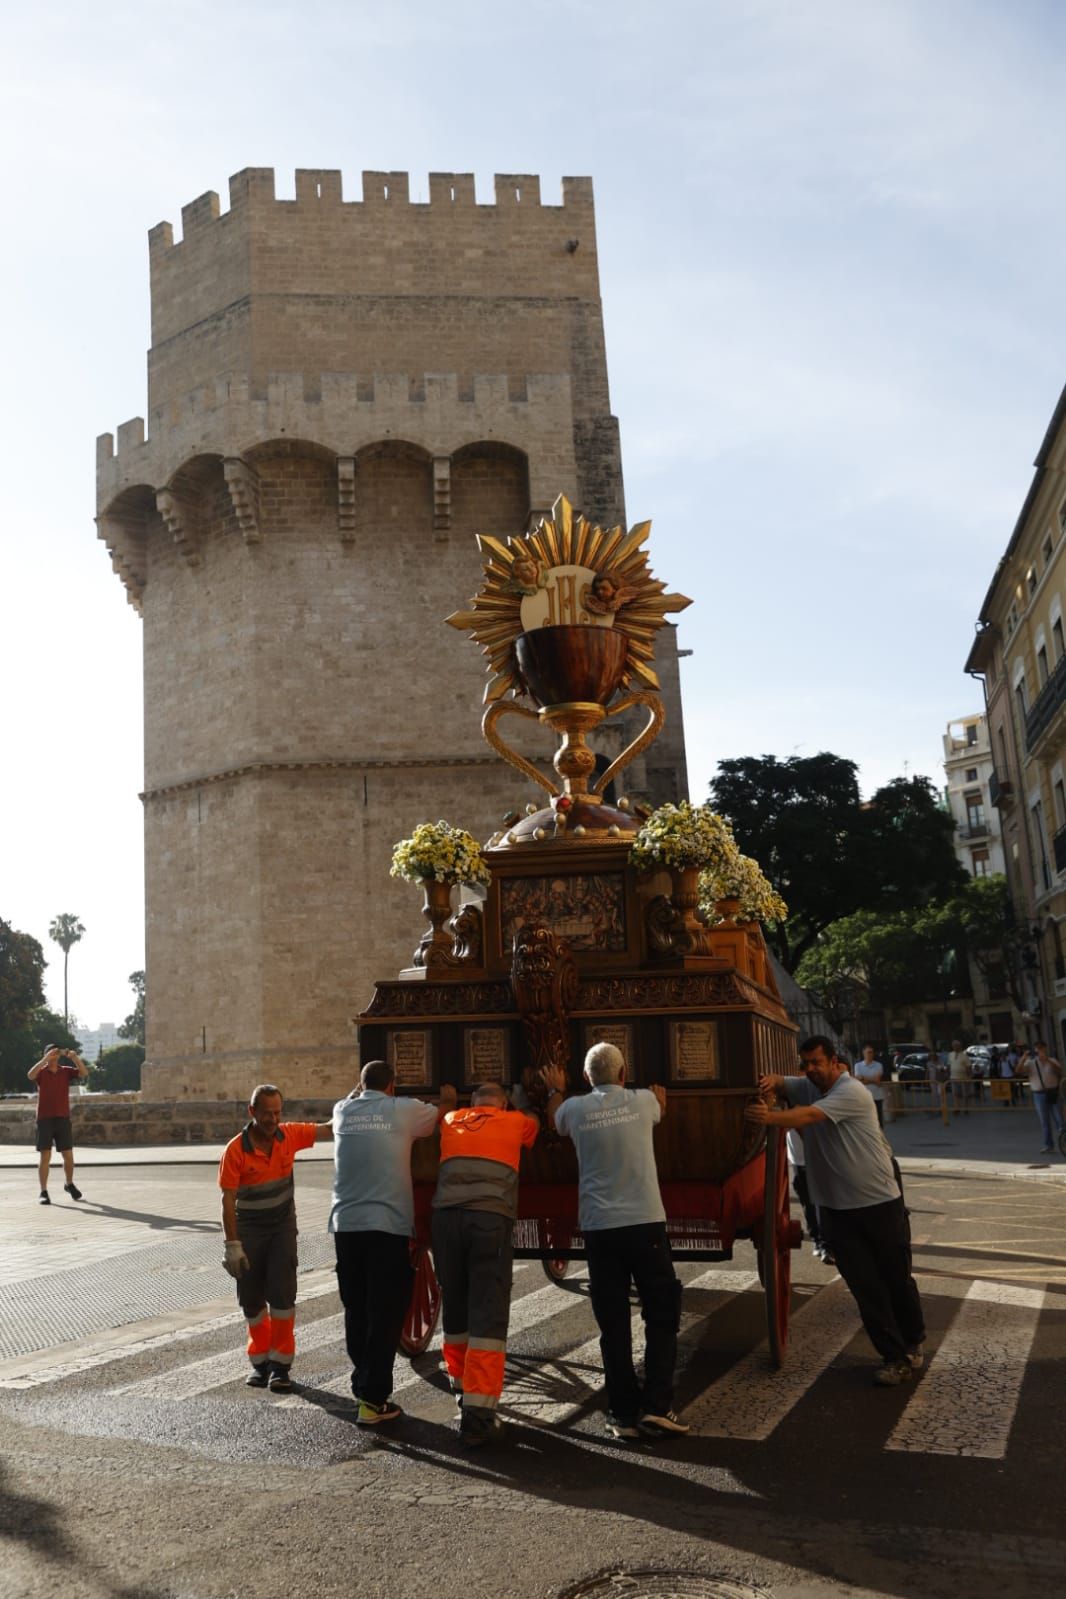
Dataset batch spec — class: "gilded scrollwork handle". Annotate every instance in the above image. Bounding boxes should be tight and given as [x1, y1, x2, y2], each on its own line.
[482, 700, 557, 795]
[593, 692, 665, 798]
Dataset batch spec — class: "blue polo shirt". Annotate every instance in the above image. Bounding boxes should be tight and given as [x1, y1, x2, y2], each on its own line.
[553, 1085, 665, 1232]
[328, 1090, 438, 1236]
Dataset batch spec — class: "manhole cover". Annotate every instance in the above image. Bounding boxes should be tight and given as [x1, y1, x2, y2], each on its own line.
[560, 1574, 770, 1599]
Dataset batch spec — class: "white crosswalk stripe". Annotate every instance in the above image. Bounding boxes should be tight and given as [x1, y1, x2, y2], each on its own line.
[685, 1276, 857, 1440]
[886, 1280, 1046, 1459]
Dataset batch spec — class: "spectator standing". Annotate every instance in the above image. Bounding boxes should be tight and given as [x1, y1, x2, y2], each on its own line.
[547, 1043, 688, 1439]
[786, 1126, 833, 1265]
[431, 1081, 539, 1446]
[329, 1061, 457, 1426]
[854, 1045, 886, 1128]
[746, 1035, 925, 1386]
[947, 1040, 971, 1116]
[27, 1045, 89, 1203]
[1026, 1042, 1065, 1153]
[218, 1085, 333, 1392]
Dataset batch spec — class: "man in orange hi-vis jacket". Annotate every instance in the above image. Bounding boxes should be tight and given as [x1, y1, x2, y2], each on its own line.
[431, 1081, 539, 1446]
[218, 1084, 333, 1393]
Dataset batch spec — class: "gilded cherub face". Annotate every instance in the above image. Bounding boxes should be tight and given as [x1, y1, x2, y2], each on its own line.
[592, 576, 617, 601]
[512, 556, 540, 587]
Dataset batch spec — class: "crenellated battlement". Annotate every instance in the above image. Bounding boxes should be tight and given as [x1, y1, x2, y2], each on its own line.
[149, 168, 592, 254]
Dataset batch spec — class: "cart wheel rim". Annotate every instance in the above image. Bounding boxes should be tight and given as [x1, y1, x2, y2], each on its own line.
[401, 1244, 441, 1355]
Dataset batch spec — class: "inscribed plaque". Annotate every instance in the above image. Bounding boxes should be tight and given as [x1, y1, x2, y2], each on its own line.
[388, 1030, 431, 1088]
[583, 1021, 635, 1069]
[464, 1027, 510, 1087]
[669, 1019, 719, 1083]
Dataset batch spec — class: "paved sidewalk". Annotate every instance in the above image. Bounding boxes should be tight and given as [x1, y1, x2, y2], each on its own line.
[884, 1090, 1066, 1182]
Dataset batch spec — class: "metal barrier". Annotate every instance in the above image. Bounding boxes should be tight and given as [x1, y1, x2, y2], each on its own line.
[886, 1078, 1051, 1124]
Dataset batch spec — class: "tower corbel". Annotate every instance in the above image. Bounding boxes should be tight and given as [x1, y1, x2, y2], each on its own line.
[337, 457, 357, 542]
[223, 457, 261, 543]
[156, 488, 202, 568]
[433, 456, 451, 540]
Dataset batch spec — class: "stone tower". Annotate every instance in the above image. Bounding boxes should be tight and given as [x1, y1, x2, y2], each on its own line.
[96, 168, 690, 1099]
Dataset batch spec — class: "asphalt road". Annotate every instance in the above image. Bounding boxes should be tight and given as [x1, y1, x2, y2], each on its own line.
[1, 1161, 1066, 1599]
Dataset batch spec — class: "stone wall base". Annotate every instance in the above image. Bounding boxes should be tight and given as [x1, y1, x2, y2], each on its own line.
[0, 1097, 335, 1147]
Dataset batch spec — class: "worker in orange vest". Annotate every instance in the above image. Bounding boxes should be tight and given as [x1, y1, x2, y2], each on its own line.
[218, 1084, 333, 1392]
[431, 1081, 539, 1445]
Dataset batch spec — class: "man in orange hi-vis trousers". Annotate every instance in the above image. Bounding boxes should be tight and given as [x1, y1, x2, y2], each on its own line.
[431, 1081, 539, 1446]
[218, 1085, 333, 1393]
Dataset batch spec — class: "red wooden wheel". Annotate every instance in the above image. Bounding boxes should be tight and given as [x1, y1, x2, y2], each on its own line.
[400, 1242, 441, 1355]
[760, 1125, 792, 1367]
[538, 1220, 571, 1283]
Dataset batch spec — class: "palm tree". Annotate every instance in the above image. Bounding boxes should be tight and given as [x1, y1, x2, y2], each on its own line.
[49, 914, 85, 1026]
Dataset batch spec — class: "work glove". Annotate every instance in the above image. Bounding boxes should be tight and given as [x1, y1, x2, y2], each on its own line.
[223, 1240, 250, 1279]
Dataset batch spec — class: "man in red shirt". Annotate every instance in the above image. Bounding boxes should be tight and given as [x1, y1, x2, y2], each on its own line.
[28, 1045, 89, 1204]
[431, 1081, 539, 1446]
[218, 1084, 333, 1393]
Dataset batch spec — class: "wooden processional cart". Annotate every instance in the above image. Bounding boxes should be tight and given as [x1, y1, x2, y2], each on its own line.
[356, 498, 802, 1364]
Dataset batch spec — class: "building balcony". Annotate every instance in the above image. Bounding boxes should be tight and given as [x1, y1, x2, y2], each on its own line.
[1024, 653, 1066, 752]
[1054, 824, 1066, 876]
[958, 820, 989, 841]
[989, 770, 1014, 807]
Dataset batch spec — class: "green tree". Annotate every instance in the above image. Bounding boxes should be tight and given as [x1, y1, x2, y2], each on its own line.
[795, 906, 961, 1036]
[918, 874, 1028, 1014]
[0, 917, 46, 1032]
[48, 914, 85, 1026]
[710, 755, 965, 971]
[117, 969, 145, 1046]
[93, 1042, 145, 1093]
[0, 1006, 80, 1095]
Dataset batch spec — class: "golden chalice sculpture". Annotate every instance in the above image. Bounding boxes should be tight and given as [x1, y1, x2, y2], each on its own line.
[447, 495, 690, 846]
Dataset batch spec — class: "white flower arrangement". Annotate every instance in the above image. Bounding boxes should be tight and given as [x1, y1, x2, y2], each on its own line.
[698, 852, 788, 926]
[390, 820, 491, 887]
[628, 801, 739, 873]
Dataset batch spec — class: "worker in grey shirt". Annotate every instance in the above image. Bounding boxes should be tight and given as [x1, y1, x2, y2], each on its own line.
[746, 1034, 924, 1387]
[329, 1060, 456, 1424]
[546, 1042, 688, 1440]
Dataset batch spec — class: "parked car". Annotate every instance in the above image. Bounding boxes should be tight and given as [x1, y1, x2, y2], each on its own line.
[897, 1052, 931, 1083]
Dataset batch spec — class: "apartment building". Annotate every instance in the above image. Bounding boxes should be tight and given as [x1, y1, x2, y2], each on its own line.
[965, 384, 1066, 1052]
[942, 714, 1005, 879]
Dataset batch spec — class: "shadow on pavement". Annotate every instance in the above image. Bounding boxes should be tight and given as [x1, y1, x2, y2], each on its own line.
[0, 1460, 166, 1599]
[65, 1201, 219, 1233]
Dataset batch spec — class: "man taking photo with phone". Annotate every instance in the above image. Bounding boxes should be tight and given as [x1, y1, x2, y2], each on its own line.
[28, 1044, 89, 1204]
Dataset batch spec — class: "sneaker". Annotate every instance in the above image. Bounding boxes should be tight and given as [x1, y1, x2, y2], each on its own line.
[873, 1360, 913, 1387]
[38, 1190, 50, 1205]
[605, 1413, 641, 1439]
[460, 1415, 506, 1447]
[245, 1365, 270, 1388]
[639, 1410, 691, 1436]
[450, 1379, 464, 1411]
[905, 1344, 925, 1371]
[63, 1182, 83, 1201]
[356, 1397, 402, 1426]
[268, 1366, 293, 1393]
[1040, 1146, 1053, 1154]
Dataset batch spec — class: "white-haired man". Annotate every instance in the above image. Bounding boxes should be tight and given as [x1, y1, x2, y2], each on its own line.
[545, 1042, 687, 1440]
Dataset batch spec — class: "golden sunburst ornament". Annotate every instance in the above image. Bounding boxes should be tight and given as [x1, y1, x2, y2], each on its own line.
[446, 494, 692, 702]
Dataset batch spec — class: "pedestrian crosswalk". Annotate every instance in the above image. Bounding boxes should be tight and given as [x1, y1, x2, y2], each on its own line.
[1, 1258, 1058, 1461]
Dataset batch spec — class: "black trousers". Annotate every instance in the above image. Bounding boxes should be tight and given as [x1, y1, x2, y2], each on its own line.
[791, 1167, 824, 1248]
[820, 1197, 925, 1364]
[333, 1231, 414, 1405]
[584, 1221, 682, 1422]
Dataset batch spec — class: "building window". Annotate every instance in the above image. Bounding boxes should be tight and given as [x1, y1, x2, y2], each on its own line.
[1032, 799, 1051, 891]
[965, 766, 978, 781]
[1007, 603, 1019, 637]
[1045, 534, 1055, 565]
[972, 849, 990, 877]
[965, 792, 986, 831]
[1015, 679, 1029, 729]
[1038, 643, 1050, 686]
[966, 723, 978, 745]
[1054, 616, 1064, 662]
[1060, 499, 1066, 536]
[1028, 567, 1039, 596]
[1056, 778, 1066, 829]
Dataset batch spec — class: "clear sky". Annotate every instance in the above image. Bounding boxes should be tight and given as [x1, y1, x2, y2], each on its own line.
[3, 0, 1065, 1028]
